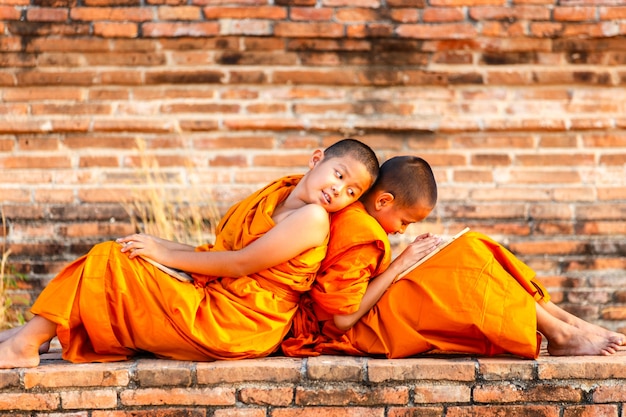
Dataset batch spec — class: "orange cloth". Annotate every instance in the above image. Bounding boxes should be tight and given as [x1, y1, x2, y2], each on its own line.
[283, 210, 551, 358]
[31, 175, 327, 363]
[281, 202, 390, 356]
[344, 232, 549, 359]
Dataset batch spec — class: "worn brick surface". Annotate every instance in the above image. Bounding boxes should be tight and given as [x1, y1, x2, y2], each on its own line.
[0, 353, 625, 413]
[136, 359, 193, 387]
[477, 357, 536, 381]
[367, 357, 476, 383]
[306, 355, 365, 382]
[239, 387, 294, 407]
[119, 387, 236, 407]
[537, 355, 626, 380]
[196, 357, 302, 384]
[22, 362, 131, 389]
[295, 385, 409, 406]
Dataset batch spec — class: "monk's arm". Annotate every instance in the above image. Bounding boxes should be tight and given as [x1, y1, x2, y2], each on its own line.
[332, 257, 406, 331]
[120, 204, 330, 277]
[333, 233, 441, 331]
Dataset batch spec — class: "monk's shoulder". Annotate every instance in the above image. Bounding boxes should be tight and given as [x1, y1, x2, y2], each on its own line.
[329, 202, 387, 246]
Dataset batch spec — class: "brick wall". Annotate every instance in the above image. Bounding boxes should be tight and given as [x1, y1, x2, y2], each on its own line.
[1, 1, 625, 330]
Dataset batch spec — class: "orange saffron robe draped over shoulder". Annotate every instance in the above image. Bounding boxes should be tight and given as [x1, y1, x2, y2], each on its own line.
[31, 175, 327, 363]
[282, 205, 550, 359]
[282, 202, 390, 357]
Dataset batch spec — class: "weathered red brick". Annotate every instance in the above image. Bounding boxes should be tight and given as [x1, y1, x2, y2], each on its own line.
[397, 23, 477, 39]
[23, 363, 130, 389]
[94, 22, 138, 38]
[203, 6, 286, 19]
[196, 357, 302, 384]
[70, 7, 148, 21]
[239, 387, 293, 407]
[295, 386, 409, 406]
[61, 389, 118, 409]
[413, 383, 471, 403]
[368, 358, 476, 383]
[0, 5, 21, 20]
[474, 382, 583, 403]
[290, 6, 333, 21]
[0, 393, 59, 411]
[136, 359, 193, 387]
[447, 405, 560, 417]
[272, 407, 385, 417]
[26, 7, 69, 21]
[120, 387, 236, 407]
[387, 407, 444, 417]
[142, 22, 219, 37]
[274, 22, 345, 38]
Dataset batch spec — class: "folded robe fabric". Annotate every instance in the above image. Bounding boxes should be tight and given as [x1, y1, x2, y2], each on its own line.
[31, 175, 328, 363]
[281, 202, 390, 357]
[282, 203, 550, 359]
[344, 231, 549, 359]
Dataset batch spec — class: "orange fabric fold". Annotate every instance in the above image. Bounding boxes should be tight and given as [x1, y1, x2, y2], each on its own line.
[284, 207, 551, 359]
[32, 175, 327, 363]
[281, 202, 390, 357]
[344, 232, 549, 359]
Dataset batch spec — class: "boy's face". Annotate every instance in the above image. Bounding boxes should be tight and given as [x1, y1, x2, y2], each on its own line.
[371, 195, 432, 235]
[306, 151, 374, 213]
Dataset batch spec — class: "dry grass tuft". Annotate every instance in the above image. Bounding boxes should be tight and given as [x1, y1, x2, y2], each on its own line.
[123, 139, 220, 246]
[0, 210, 13, 329]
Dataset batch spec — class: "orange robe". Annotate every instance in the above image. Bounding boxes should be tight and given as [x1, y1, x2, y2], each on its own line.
[281, 202, 391, 356]
[31, 175, 327, 363]
[282, 206, 550, 359]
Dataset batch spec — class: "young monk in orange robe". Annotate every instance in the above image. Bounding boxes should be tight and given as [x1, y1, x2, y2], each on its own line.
[0, 139, 380, 369]
[282, 155, 624, 359]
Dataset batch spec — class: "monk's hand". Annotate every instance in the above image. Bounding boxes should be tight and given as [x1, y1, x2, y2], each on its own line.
[396, 233, 442, 270]
[116, 233, 167, 261]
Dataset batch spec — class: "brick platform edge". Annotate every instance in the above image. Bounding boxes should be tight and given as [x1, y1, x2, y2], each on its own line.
[2, 349, 626, 416]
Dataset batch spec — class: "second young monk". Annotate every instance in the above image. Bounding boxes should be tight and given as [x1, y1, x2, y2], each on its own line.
[0, 139, 380, 369]
[282, 155, 624, 359]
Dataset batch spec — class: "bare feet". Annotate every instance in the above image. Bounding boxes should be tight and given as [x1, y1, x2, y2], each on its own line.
[0, 337, 41, 369]
[541, 301, 625, 349]
[0, 326, 22, 344]
[568, 318, 624, 348]
[545, 322, 623, 356]
[0, 316, 57, 368]
[0, 326, 51, 354]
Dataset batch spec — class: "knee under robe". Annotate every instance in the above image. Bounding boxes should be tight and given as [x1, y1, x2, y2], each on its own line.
[283, 216, 550, 359]
[32, 175, 327, 363]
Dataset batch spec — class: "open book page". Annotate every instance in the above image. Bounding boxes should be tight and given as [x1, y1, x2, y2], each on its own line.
[141, 256, 194, 283]
[394, 227, 470, 282]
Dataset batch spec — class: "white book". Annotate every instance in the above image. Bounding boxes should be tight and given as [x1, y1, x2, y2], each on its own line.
[395, 227, 470, 282]
[141, 256, 194, 283]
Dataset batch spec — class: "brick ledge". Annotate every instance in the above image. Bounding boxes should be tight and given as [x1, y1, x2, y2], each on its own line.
[2, 348, 626, 415]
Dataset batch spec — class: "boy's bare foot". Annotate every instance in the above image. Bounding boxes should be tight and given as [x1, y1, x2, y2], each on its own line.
[569, 318, 624, 348]
[546, 324, 622, 356]
[0, 326, 22, 344]
[0, 327, 51, 354]
[540, 301, 625, 351]
[0, 337, 41, 369]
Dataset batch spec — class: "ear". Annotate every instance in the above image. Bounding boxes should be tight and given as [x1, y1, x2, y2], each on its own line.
[308, 149, 325, 169]
[375, 192, 395, 210]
